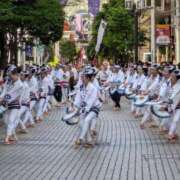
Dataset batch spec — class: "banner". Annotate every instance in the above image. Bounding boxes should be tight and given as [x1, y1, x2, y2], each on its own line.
[95, 20, 107, 53]
[88, 0, 100, 16]
[75, 14, 83, 33]
[156, 25, 171, 45]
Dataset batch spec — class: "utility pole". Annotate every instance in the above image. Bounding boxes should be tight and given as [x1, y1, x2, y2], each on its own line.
[175, 0, 180, 64]
[134, 4, 139, 63]
[151, 0, 156, 62]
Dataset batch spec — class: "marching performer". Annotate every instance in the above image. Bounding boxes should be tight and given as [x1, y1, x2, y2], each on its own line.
[108, 65, 123, 110]
[28, 67, 39, 117]
[35, 67, 49, 123]
[43, 67, 54, 114]
[157, 66, 173, 132]
[74, 67, 101, 148]
[130, 65, 146, 117]
[167, 70, 180, 142]
[19, 71, 35, 130]
[139, 64, 161, 129]
[97, 61, 112, 103]
[53, 65, 64, 106]
[0, 66, 23, 144]
[90, 67, 103, 138]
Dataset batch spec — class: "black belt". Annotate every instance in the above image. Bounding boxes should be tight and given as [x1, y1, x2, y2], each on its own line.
[90, 106, 100, 115]
[31, 98, 38, 101]
[39, 96, 46, 99]
[22, 103, 30, 107]
[8, 105, 20, 110]
[176, 104, 180, 110]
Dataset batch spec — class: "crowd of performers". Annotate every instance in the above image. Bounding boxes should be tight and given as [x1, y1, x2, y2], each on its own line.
[0, 60, 179, 147]
[95, 61, 180, 144]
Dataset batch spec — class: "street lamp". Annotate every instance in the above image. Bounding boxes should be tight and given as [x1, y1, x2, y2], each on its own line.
[125, 0, 156, 62]
[125, 0, 140, 63]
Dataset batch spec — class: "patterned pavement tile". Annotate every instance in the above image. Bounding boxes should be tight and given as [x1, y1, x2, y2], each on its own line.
[0, 99, 180, 180]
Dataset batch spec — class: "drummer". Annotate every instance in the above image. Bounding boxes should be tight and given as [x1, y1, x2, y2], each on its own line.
[167, 70, 180, 142]
[157, 66, 174, 132]
[97, 61, 112, 103]
[97, 61, 112, 85]
[108, 65, 123, 110]
[0, 66, 23, 144]
[74, 67, 101, 148]
[35, 67, 49, 123]
[28, 67, 39, 118]
[90, 67, 102, 138]
[131, 65, 146, 117]
[139, 64, 162, 129]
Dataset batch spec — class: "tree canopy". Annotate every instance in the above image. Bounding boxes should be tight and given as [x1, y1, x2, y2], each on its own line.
[0, 0, 64, 44]
[0, 0, 65, 67]
[87, 0, 145, 63]
[59, 40, 77, 63]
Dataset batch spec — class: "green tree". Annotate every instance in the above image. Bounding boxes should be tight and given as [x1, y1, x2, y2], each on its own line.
[87, 0, 145, 63]
[0, 0, 64, 68]
[60, 40, 77, 63]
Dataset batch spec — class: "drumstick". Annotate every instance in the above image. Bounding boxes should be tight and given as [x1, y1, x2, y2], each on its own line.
[0, 70, 4, 79]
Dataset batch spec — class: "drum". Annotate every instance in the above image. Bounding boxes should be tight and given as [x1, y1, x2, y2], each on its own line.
[145, 101, 162, 106]
[69, 91, 76, 97]
[124, 88, 136, 100]
[0, 105, 7, 115]
[124, 88, 133, 96]
[62, 108, 79, 125]
[150, 104, 171, 118]
[110, 87, 117, 95]
[126, 93, 136, 100]
[133, 95, 149, 107]
[117, 87, 126, 95]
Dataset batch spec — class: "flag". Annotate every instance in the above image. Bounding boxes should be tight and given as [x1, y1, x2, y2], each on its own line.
[88, 0, 100, 16]
[95, 20, 107, 53]
[75, 14, 83, 32]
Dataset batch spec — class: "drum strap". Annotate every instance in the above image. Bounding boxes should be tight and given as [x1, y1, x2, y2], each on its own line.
[176, 103, 180, 110]
[22, 103, 30, 107]
[90, 106, 100, 115]
[8, 100, 20, 109]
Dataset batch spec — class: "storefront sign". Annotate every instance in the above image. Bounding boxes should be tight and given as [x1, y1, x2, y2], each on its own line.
[156, 25, 171, 45]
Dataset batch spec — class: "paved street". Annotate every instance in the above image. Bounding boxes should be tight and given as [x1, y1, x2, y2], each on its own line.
[0, 99, 180, 180]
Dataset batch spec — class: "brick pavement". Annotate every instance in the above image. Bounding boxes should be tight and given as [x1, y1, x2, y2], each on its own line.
[0, 99, 180, 180]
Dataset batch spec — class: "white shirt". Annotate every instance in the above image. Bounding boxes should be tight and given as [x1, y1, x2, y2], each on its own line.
[54, 69, 64, 81]
[74, 82, 101, 111]
[28, 76, 38, 94]
[4, 79, 23, 103]
[20, 81, 30, 104]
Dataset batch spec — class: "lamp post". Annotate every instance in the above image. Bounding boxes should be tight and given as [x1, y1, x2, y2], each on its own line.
[150, 0, 156, 63]
[125, 0, 139, 63]
[125, 0, 156, 62]
[175, 0, 180, 64]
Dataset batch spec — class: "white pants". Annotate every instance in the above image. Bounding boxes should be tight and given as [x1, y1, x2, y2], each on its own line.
[30, 100, 37, 111]
[62, 87, 69, 102]
[43, 96, 52, 113]
[141, 106, 160, 126]
[169, 109, 180, 136]
[160, 118, 171, 129]
[90, 116, 97, 131]
[18, 106, 28, 130]
[36, 98, 46, 119]
[141, 106, 152, 124]
[20, 105, 34, 125]
[4, 109, 20, 136]
[78, 111, 97, 142]
[131, 102, 135, 112]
